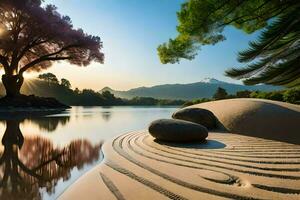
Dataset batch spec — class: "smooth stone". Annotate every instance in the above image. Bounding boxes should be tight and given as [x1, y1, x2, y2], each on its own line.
[148, 119, 208, 142]
[172, 108, 216, 129]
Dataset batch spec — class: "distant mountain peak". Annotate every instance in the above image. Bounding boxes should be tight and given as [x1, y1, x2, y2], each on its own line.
[201, 77, 223, 84]
[96, 79, 280, 100]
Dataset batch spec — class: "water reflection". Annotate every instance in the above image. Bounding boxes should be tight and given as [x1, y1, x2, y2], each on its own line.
[0, 119, 102, 200]
[101, 111, 112, 121]
[25, 116, 70, 132]
[0, 106, 178, 199]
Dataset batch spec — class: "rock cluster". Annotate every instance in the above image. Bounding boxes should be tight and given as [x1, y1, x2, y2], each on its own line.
[148, 107, 217, 142]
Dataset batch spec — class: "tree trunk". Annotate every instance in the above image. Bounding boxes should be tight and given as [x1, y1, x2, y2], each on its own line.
[2, 120, 24, 148]
[2, 74, 24, 98]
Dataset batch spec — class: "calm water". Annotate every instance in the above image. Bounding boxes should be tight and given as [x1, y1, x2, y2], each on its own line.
[0, 106, 178, 200]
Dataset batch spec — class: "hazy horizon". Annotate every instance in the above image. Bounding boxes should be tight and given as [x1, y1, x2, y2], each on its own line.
[23, 0, 261, 91]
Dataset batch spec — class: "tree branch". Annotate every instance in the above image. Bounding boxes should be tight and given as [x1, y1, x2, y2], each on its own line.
[10, 14, 25, 70]
[220, 3, 289, 26]
[32, 152, 65, 172]
[206, 0, 231, 19]
[20, 56, 72, 74]
[17, 159, 43, 180]
[19, 44, 79, 74]
[0, 55, 9, 73]
[17, 38, 49, 61]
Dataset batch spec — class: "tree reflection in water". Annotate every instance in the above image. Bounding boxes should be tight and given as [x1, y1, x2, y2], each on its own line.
[0, 119, 102, 200]
[101, 111, 112, 122]
[26, 116, 70, 132]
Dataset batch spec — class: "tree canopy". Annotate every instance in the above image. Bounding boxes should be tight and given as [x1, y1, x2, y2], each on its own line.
[38, 72, 59, 83]
[158, 0, 299, 87]
[213, 87, 228, 100]
[0, 0, 104, 97]
[61, 78, 71, 88]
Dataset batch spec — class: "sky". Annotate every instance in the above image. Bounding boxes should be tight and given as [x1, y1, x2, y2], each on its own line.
[36, 0, 261, 91]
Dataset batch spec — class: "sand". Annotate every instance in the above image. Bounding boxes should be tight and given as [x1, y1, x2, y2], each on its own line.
[59, 131, 300, 200]
[189, 99, 300, 144]
[59, 99, 300, 199]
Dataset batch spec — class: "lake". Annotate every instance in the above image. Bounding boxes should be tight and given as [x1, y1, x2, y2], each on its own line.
[0, 106, 178, 200]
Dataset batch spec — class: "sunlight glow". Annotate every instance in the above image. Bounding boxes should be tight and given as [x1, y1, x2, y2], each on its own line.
[23, 73, 36, 79]
[0, 27, 4, 36]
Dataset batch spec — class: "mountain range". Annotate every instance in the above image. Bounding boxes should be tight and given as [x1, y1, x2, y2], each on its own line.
[100, 78, 282, 100]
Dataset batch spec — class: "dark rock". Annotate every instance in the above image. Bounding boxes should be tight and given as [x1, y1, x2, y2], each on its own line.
[148, 119, 208, 142]
[0, 95, 70, 109]
[172, 108, 216, 129]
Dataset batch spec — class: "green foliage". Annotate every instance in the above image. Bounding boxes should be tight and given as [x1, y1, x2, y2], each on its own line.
[60, 78, 71, 89]
[157, 35, 198, 64]
[159, 0, 300, 87]
[236, 90, 251, 98]
[102, 90, 115, 100]
[16, 76, 186, 106]
[38, 73, 59, 84]
[213, 87, 228, 100]
[267, 92, 284, 101]
[125, 97, 185, 106]
[74, 88, 80, 94]
[182, 98, 211, 107]
[226, 6, 300, 87]
[159, 0, 292, 62]
[250, 88, 300, 104]
[185, 87, 299, 107]
[283, 87, 300, 104]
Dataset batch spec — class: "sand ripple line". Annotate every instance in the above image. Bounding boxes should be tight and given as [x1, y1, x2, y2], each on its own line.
[111, 132, 263, 200]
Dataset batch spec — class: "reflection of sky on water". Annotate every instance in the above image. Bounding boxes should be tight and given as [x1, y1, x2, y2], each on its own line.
[0, 106, 177, 199]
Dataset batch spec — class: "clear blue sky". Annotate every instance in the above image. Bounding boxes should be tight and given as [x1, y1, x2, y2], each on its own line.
[41, 0, 260, 91]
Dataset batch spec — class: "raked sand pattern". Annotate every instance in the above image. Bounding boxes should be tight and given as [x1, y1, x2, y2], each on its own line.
[60, 131, 300, 200]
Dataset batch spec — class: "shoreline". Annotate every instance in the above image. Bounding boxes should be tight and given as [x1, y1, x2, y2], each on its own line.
[0, 107, 69, 120]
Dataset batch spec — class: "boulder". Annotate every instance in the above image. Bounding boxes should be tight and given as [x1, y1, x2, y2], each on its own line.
[148, 119, 208, 142]
[172, 108, 216, 129]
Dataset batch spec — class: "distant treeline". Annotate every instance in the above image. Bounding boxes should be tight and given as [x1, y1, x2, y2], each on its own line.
[183, 87, 300, 107]
[2, 73, 185, 106]
[1, 73, 297, 107]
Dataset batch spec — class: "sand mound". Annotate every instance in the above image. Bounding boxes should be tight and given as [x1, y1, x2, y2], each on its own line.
[187, 98, 300, 144]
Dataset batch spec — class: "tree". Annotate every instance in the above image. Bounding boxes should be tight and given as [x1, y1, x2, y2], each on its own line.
[213, 87, 228, 100]
[74, 87, 80, 94]
[226, 6, 300, 87]
[38, 73, 59, 84]
[283, 87, 300, 104]
[61, 78, 71, 89]
[158, 0, 299, 87]
[102, 90, 115, 100]
[0, 0, 104, 98]
[0, 119, 102, 200]
[236, 90, 251, 98]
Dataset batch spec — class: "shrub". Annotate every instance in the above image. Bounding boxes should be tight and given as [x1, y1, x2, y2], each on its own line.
[283, 87, 300, 104]
[267, 91, 283, 101]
